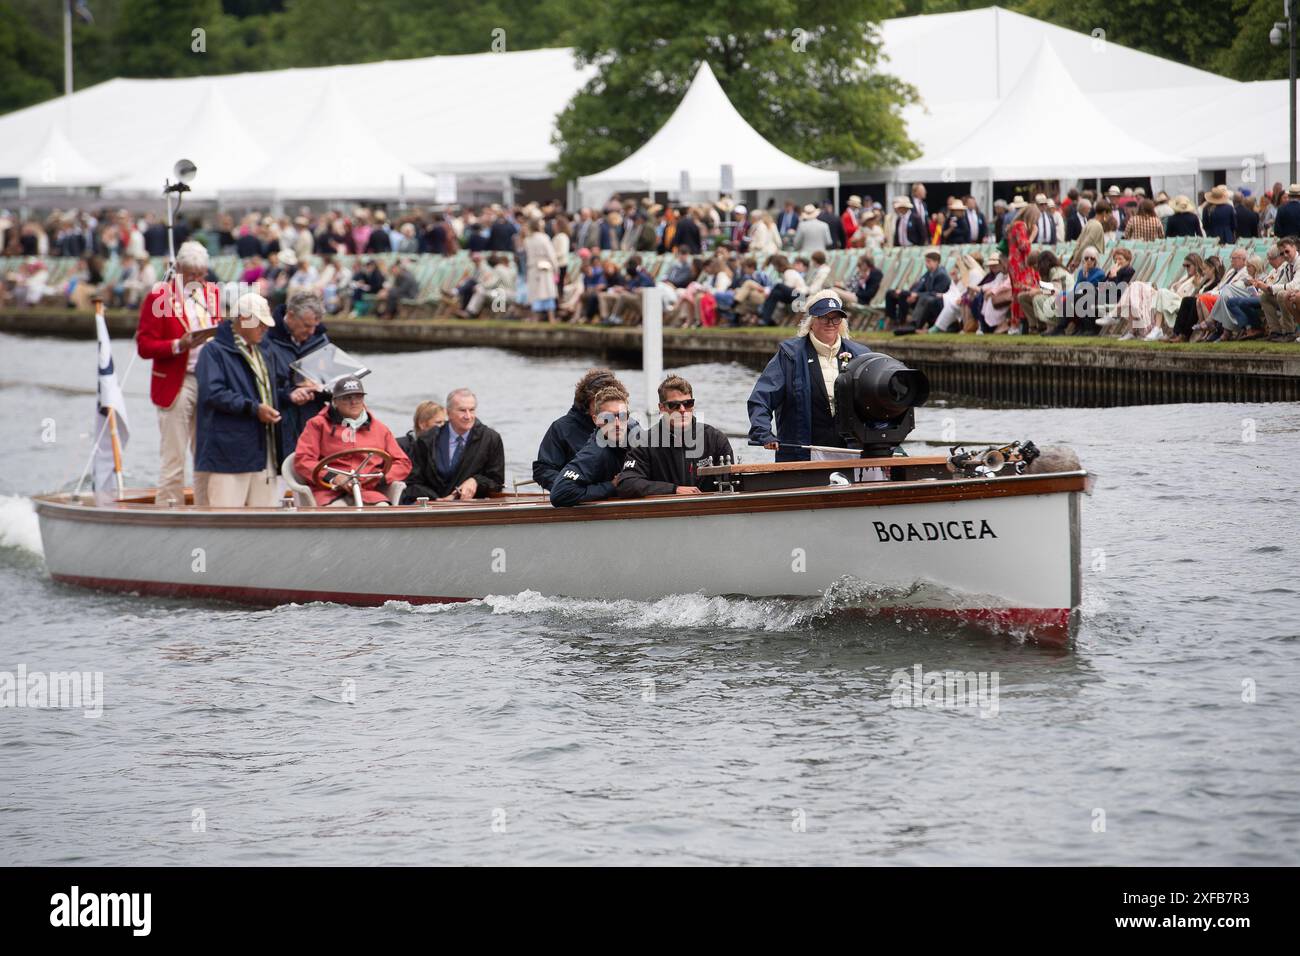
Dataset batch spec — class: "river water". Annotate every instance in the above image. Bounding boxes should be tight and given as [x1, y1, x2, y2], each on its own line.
[1, 329, 1297, 865]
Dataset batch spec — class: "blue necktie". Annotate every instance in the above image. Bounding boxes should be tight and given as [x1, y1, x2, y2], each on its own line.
[450, 433, 464, 467]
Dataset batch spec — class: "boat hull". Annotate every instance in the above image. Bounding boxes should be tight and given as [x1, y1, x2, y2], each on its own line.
[35, 473, 1084, 643]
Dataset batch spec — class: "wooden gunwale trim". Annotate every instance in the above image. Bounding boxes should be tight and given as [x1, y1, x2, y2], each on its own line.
[33, 472, 1087, 530]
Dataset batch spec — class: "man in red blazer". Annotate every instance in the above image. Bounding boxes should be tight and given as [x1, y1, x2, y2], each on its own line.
[136, 240, 221, 506]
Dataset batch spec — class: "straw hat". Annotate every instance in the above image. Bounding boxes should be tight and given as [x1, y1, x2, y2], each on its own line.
[947, 196, 964, 211]
[1288, 183, 1300, 197]
[891, 196, 911, 210]
[801, 203, 819, 219]
[1171, 195, 1195, 213]
[847, 195, 863, 209]
[1204, 185, 1231, 205]
[1009, 195, 1027, 210]
[1034, 193, 1049, 205]
[1106, 185, 1121, 197]
[985, 251, 1002, 265]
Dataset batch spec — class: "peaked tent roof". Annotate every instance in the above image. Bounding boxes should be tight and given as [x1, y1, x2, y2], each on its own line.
[576, 62, 837, 201]
[105, 86, 270, 199]
[3, 122, 108, 188]
[896, 40, 1195, 181]
[220, 76, 440, 201]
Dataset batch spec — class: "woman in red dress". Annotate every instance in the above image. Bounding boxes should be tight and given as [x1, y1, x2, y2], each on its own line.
[1006, 202, 1040, 333]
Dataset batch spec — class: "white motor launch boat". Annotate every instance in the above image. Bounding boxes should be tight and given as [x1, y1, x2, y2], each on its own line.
[34, 452, 1086, 646]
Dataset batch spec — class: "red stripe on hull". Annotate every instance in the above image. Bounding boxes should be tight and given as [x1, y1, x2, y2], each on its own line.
[50, 573, 1072, 644]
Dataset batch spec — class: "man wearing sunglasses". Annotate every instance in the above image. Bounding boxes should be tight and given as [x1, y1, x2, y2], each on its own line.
[549, 384, 640, 507]
[747, 291, 873, 461]
[614, 375, 733, 498]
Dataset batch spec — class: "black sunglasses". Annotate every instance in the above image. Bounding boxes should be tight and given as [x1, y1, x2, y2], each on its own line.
[662, 399, 695, 411]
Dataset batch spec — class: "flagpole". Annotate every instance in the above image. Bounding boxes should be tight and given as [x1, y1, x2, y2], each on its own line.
[63, 0, 72, 97]
[107, 407, 124, 497]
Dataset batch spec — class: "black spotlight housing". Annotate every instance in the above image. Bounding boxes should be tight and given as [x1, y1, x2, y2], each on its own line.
[833, 353, 931, 459]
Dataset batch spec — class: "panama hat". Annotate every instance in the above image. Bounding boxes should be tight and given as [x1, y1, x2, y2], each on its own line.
[1009, 195, 1027, 210]
[1106, 185, 1121, 197]
[1171, 195, 1195, 213]
[1288, 183, 1300, 197]
[1204, 185, 1231, 205]
[801, 203, 819, 218]
[947, 196, 964, 210]
[892, 195, 911, 210]
[847, 195, 863, 208]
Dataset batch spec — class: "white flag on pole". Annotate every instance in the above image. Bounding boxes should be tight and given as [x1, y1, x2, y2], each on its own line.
[92, 311, 130, 505]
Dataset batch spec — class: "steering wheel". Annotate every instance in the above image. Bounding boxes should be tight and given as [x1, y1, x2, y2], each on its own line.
[311, 447, 393, 493]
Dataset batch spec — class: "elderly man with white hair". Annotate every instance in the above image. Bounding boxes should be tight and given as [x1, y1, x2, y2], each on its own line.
[402, 388, 505, 501]
[135, 239, 222, 506]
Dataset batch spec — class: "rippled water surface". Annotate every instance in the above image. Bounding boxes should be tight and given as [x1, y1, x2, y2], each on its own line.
[1, 330, 1297, 865]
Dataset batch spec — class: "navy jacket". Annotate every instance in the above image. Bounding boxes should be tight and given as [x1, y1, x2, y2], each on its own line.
[747, 336, 873, 462]
[1273, 200, 1300, 238]
[264, 306, 329, 466]
[1164, 211, 1202, 238]
[912, 267, 951, 297]
[549, 421, 641, 507]
[1203, 203, 1237, 244]
[195, 322, 283, 474]
[532, 403, 596, 490]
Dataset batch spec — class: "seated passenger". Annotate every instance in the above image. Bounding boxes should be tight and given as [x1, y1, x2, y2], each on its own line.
[397, 400, 446, 457]
[550, 384, 639, 507]
[615, 375, 733, 498]
[294, 376, 411, 507]
[532, 367, 620, 491]
[402, 388, 505, 501]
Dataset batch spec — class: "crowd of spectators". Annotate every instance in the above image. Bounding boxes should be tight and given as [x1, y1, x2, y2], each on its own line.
[3, 180, 1298, 341]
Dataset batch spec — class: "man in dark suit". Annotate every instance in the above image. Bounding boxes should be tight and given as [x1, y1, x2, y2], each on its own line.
[888, 197, 926, 247]
[1274, 184, 1300, 237]
[403, 388, 505, 501]
[883, 250, 950, 327]
[818, 201, 844, 249]
[1066, 198, 1091, 241]
[673, 208, 702, 254]
[776, 201, 800, 239]
[1234, 194, 1260, 239]
[962, 196, 987, 243]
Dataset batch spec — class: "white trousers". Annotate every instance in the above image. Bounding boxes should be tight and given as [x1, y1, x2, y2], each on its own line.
[207, 468, 280, 508]
[155, 373, 209, 507]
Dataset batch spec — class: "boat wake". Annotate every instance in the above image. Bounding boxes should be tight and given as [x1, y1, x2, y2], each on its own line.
[400, 576, 1053, 640]
[0, 495, 42, 558]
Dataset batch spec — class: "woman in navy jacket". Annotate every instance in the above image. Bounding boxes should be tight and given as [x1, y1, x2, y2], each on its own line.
[1202, 186, 1237, 244]
[747, 293, 873, 462]
[195, 312, 286, 484]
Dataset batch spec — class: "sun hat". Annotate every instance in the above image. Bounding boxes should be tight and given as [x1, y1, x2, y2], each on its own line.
[847, 195, 863, 209]
[1171, 195, 1195, 213]
[1010, 195, 1027, 210]
[1204, 185, 1231, 205]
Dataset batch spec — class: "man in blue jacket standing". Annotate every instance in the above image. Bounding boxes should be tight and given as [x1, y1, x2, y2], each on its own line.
[195, 293, 284, 507]
[747, 291, 873, 462]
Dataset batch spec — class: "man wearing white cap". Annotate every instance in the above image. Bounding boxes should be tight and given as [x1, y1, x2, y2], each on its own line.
[194, 292, 284, 508]
[1035, 194, 1059, 245]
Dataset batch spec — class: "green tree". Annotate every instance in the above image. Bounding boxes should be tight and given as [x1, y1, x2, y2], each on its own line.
[1211, 0, 1291, 81]
[0, 5, 61, 114]
[551, 0, 917, 181]
[1016, 0, 1238, 76]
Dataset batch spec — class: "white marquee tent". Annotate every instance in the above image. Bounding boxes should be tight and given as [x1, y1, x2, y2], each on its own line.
[896, 40, 1196, 182]
[0, 7, 1290, 205]
[217, 77, 440, 204]
[575, 62, 839, 205]
[5, 122, 109, 192]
